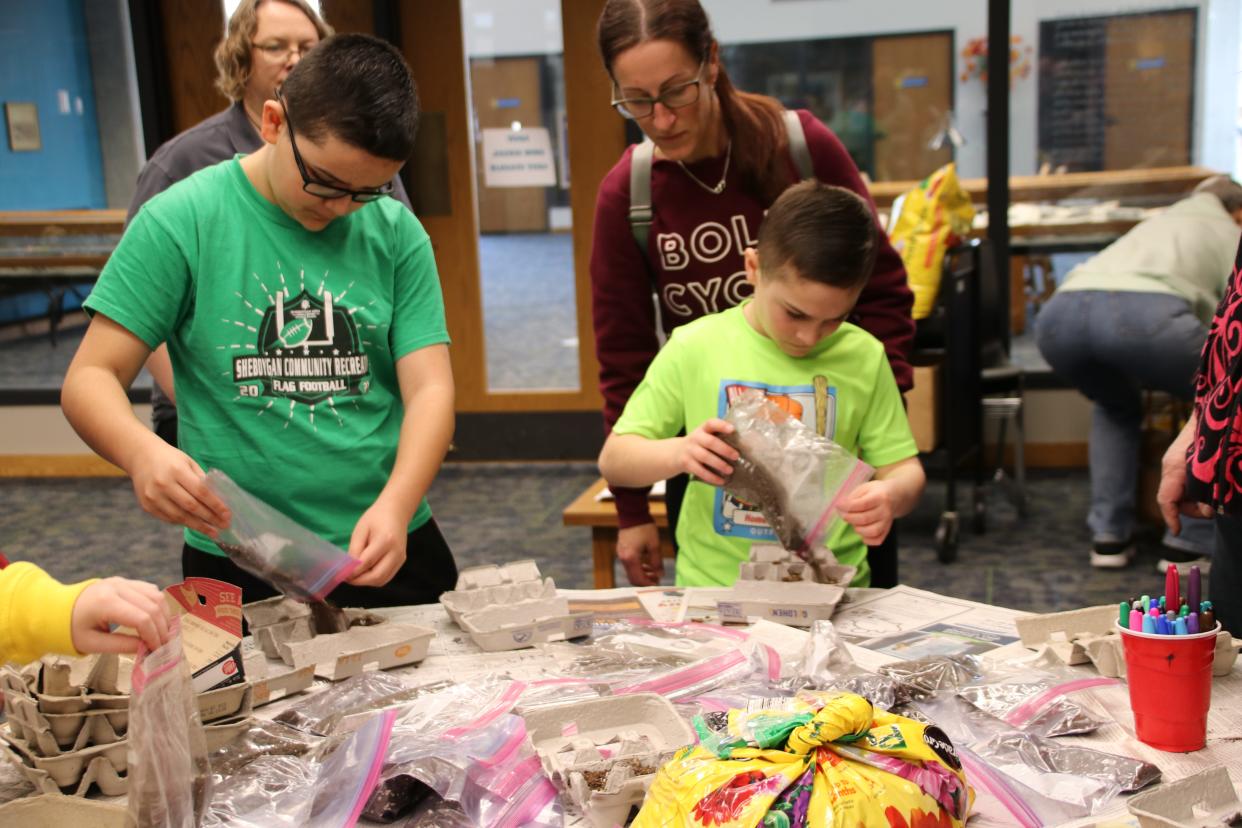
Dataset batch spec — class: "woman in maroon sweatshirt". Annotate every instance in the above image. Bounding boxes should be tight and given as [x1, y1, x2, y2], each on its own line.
[590, 0, 915, 588]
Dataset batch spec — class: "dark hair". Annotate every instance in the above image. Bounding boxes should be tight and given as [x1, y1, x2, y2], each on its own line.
[597, 0, 792, 204]
[280, 33, 419, 162]
[757, 181, 877, 289]
[1194, 175, 1242, 214]
[214, 0, 333, 102]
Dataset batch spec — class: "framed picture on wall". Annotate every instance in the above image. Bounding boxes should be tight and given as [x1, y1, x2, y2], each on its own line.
[5, 102, 41, 152]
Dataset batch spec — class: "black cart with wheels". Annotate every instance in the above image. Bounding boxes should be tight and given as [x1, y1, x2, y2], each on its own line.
[913, 240, 987, 562]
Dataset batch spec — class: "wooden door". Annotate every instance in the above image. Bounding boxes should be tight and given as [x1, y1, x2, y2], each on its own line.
[470, 57, 547, 234]
[1103, 10, 1194, 169]
[871, 33, 953, 181]
[400, 0, 624, 412]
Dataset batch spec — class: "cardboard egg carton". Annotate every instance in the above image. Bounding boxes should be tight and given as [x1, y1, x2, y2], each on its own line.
[1014, 606, 1242, 678]
[717, 545, 849, 626]
[440, 561, 594, 652]
[0, 717, 249, 798]
[522, 693, 690, 828]
[439, 559, 549, 624]
[1128, 765, 1241, 828]
[1, 662, 251, 757]
[243, 596, 435, 681]
[736, 544, 856, 586]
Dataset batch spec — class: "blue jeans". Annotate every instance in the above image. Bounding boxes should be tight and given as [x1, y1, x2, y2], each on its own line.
[1036, 290, 1213, 552]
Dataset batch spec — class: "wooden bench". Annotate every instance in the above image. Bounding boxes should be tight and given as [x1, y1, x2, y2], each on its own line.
[562, 478, 675, 589]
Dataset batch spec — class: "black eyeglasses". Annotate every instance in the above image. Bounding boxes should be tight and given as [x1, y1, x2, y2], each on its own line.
[610, 62, 705, 120]
[278, 92, 393, 203]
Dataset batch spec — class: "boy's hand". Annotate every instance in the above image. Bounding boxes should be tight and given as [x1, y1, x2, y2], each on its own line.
[677, 419, 739, 486]
[617, 523, 663, 586]
[347, 500, 409, 587]
[129, 442, 229, 537]
[71, 578, 171, 655]
[839, 480, 896, 546]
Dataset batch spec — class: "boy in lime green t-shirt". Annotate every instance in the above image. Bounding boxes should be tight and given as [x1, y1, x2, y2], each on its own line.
[599, 181, 925, 587]
[61, 36, 457, 608]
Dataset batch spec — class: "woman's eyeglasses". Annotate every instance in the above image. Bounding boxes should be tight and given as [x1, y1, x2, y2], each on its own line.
[253, 40, 316, 62]
[278, 92, 393, 203]
[610, 62, 705, 120]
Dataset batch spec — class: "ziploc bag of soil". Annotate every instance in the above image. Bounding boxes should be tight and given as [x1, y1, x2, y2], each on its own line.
[634, 691, 973, 827]
[206, 468, 359, 601]
[128, 616, 212, 828]
[721, 389, 873, 556]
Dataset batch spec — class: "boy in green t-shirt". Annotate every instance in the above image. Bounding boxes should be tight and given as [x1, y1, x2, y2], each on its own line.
[599, 181, 925, 587]
[61, 35, 458, 608]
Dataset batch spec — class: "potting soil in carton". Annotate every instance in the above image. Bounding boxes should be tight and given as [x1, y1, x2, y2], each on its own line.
[242, 595, 434, 681]
[717, 544, 849, 626]
[440, 560, 593, 651]
[522, 693, 693, 828]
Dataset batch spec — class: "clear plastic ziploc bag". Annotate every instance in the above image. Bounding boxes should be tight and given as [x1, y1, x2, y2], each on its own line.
[721, 389, 873, 556]
[128, 616, 213, 828]
[206, 468, 359, 601]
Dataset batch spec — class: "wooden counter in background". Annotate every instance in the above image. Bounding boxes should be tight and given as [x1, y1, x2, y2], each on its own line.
[0, 209, 126, 237]
[867, 165, 1218, 209]
[562, 477, 675, 589]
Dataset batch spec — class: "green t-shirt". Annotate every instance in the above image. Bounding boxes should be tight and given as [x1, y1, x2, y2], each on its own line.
[85, 158, 449, 555]
[613, 304, 917, 587]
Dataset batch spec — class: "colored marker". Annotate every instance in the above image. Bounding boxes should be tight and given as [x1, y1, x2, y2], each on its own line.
[1159, 596, 1167, 612]
[1150, 606, 1160, 619]
[1143, 614, 1157, 634]
[1130, 609, 1143, 631]
[1179, 604, 1190, 618]
[1175, 617, 1188, 636]
[1120, 601, 1130, 627]
[1166, 610, 1177, 625]
[1189, 566, 1202, 614]
[1142, 594, 1151, 613]
[1188, 613, 1200, 634]
[1203, 600, 1214, 612]
[1204, 608, 1216, 629]
[1166, 564, 1180, 611]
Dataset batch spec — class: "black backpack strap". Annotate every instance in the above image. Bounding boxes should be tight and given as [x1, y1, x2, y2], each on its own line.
[628, 140, 656, 261]
[783, 110, 814, 181]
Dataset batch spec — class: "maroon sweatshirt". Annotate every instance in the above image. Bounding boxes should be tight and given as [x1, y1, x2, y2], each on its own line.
[590, 109, 916, 528]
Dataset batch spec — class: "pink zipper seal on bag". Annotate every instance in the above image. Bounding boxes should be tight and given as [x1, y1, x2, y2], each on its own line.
[1003, 677, 1120, 728]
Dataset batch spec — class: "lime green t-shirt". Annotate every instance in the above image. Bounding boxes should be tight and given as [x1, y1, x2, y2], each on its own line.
[85, 158, 449, 555]
[613, 304, 917, 587]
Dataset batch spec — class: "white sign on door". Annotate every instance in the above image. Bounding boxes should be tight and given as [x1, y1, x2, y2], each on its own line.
[481, 127, 557, 188]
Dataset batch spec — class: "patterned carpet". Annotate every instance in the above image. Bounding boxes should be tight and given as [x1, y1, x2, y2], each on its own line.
[0, 463, 1200, 613]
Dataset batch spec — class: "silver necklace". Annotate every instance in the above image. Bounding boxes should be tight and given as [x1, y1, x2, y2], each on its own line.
[677, 141, 732, 195]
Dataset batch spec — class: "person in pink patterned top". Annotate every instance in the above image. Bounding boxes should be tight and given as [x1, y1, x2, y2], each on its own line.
[1158, 237, 1242, 635]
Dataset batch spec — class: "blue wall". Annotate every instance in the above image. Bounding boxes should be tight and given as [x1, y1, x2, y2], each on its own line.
[0, 0, 105, 210]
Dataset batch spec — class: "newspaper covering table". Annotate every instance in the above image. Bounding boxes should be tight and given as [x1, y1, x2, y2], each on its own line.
[5, 584, 1239, 826]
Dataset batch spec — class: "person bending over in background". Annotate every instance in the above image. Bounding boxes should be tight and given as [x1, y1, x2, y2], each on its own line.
[1036, 176, 1242, 571]
[598, 181, 925, 588]
[62, 35, 457, 609]
[129, 0, 412, 449]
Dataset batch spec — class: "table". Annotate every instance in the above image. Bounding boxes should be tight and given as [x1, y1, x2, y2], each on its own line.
[4, 586, 1239, 826]
[561, 477, 675, 589]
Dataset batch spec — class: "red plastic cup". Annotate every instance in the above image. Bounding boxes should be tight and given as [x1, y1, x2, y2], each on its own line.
[1116, 620, 1219, 752]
